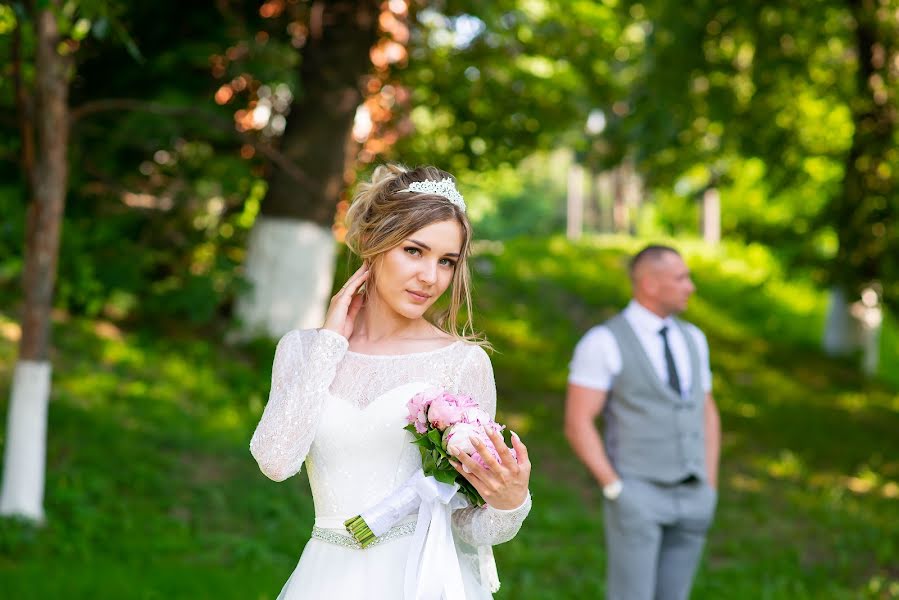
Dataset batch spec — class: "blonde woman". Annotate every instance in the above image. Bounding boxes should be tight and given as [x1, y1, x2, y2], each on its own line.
[250, 165, 532, 599]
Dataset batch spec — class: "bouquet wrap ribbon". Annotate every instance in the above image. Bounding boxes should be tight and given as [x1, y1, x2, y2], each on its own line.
[360, 480, 420, 536]
[355, 469, 466, 600]
[403, 471, 467, 600]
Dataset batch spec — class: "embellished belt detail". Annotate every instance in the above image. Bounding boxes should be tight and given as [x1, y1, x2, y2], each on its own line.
[311, 522, 416, 550]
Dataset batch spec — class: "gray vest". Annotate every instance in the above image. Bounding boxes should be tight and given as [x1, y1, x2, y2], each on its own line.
[603, 313, 707, 484]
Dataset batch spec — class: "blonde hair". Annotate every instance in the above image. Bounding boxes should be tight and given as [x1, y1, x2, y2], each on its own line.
[345, 163, 484, 345]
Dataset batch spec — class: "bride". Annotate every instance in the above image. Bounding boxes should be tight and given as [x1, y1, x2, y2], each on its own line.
[249, 164, 532, 599]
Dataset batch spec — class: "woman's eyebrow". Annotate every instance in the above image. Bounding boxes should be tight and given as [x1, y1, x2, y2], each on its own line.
[407, 239, 460, 257]
[406, 238, 431, 251]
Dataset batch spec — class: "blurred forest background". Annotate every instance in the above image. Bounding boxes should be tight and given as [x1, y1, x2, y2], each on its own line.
[1, 1, 898, 598]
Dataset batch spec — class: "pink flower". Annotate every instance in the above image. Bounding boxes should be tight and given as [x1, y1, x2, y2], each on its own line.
[427, 392, 478, 431]
[443, 422, 488, 456]
[443, 421, 516, 471]
[460, 407, 493, 426]
[406, 390, 436, 435]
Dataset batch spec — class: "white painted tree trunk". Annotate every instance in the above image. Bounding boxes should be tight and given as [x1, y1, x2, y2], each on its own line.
[858, 316, 881, 376]
[702, 187, 721, 244]
[823, 287, 858, 356]
[235, 216, 337, 339]
[0, 360, 51, 522]
[852, 288, 883, 377]
[566, 163, 584, 241]
[823, 287, 883, 375]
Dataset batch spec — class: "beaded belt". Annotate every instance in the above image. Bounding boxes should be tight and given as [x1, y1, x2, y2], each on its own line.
[311, 522, 416, 550]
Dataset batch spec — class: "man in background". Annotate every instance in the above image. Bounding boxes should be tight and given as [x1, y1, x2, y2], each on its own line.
[565, 244, 721, 600]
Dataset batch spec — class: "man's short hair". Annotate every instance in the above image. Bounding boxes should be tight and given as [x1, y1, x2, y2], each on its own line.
[629, 244, 680, 280]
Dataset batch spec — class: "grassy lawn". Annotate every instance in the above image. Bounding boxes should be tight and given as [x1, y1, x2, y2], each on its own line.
[1, 235, 898, 599]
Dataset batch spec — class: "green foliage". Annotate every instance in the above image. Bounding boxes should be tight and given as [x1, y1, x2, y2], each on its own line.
[390, 1, 626, 172]
[0, 1, 275, 325]
[611, 0, 899, 311]
[612, 0, 856, 190]
[47, 155, 263, 323]
[460, 151, 568, 241]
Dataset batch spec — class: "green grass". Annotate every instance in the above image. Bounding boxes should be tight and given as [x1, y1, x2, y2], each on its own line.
[1, 235, 898, 599]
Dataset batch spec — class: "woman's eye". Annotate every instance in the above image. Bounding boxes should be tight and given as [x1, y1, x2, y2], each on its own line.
[404, 247, 421, 256]
[439, 258, 457, 267]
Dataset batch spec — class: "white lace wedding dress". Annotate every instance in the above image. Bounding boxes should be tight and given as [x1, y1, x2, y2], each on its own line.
[250, 328, 532, 599]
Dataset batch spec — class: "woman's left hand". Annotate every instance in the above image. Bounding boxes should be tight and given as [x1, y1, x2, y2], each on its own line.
[450, 428, 531, 510]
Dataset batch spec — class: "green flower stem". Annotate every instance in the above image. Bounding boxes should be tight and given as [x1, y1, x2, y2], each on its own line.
[344, 515, 377, 548]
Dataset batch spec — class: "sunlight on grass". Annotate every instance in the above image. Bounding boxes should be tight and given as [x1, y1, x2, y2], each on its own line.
[729, 472, 764, 492]
[763, 449, 806, 480]
[837, 391, 870, 413]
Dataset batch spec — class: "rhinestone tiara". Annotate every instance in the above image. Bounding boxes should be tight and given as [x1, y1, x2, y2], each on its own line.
[397, 178, 466, 213]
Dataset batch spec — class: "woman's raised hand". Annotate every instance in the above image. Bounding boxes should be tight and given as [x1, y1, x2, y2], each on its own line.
[451, 428, 531, 511]
[322, 264, 369, 339]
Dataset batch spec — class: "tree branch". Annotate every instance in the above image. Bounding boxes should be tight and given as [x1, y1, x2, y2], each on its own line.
[69, 98, 316, 189]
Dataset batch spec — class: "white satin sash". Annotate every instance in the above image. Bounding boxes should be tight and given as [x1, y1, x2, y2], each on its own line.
[403, 472, 467, 600]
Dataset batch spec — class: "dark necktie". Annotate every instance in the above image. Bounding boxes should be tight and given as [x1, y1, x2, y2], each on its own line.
[659, 326, 682, 396]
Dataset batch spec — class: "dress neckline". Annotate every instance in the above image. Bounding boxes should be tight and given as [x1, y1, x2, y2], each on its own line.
[344, 340, 463, 359]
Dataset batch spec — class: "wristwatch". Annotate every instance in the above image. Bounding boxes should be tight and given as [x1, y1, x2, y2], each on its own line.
[603, 479, 623, 500]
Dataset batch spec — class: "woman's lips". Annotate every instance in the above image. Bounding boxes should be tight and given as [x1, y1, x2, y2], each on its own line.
[406, 290, 431, 302]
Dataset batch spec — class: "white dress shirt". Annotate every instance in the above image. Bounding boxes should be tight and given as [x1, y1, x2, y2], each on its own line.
[568, 300, 712, 395]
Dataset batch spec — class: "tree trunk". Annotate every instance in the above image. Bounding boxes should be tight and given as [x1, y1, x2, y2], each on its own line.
[236, 0, 380, 338]
[595, 170, 613, 233]
[583, 165, 599, 233]
[625, 161, 643, 236]
[1, 6, 71, 523]
[612, 165, 629, 234]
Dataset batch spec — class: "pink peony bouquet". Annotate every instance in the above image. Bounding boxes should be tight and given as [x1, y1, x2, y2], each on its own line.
[404, 387, 511, 507]
[343, 387, 512, 547]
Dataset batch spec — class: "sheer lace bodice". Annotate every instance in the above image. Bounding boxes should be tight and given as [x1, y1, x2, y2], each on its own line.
[331, 341, 491, 409]
[250, 328, 530, 595]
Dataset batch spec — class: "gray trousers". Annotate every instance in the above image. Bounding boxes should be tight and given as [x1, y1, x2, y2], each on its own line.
[603, 477, 717, 600]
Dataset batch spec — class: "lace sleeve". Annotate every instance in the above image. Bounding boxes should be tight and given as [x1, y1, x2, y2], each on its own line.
[451, 345, 532, 546]
[249, 328, 348, 482]
[452, 344, 497, 417]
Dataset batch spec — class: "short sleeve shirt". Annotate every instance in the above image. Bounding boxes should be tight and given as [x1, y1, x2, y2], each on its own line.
[568, 300, 712, 395]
